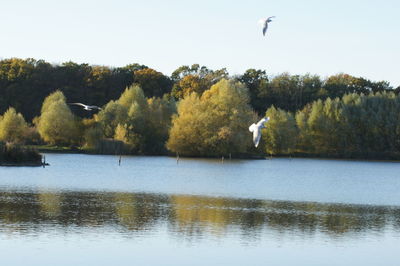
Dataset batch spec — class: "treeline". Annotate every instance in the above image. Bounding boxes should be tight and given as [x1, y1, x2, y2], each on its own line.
[1, 58, 400, 159]
[1, 80, 400, 159]
[264, 92, 400, 159]
[1, 58, 398, 121]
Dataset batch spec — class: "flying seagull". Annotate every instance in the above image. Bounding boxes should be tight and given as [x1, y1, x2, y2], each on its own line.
[259, 16, 275, 36]
[68, 103, 102, 111]
[249, 117, 270, 147]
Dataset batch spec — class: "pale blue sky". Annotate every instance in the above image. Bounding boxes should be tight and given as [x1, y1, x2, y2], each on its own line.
[1, 0, 399, 86]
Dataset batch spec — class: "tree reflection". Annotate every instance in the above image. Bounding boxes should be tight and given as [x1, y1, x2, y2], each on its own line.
[0, 190, 398, 240]
[113, 192, 169, 231]
[38, 191, 62, 218]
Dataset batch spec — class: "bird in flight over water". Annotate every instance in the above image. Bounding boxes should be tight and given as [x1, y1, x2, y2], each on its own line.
[249, 117, 270, 148]
[259, 16, 275, 36]
[68, 103, 102, 111]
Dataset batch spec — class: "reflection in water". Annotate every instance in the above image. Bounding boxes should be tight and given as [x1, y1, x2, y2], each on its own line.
[38, 191, 62, 218]
[0, 190, 399, 241]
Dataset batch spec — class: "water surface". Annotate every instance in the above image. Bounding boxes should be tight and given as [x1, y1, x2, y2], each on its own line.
[0, 154, 399, 265]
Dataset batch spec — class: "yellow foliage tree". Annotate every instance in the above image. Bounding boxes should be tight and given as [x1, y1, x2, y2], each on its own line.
[37, 91, 79, 145]
[171, 74, 210, 99]
[0, 107, 29, 143]
[40, 90, 66, 114]
[167, 79, 256, 156]
[118, 84, 148, 109]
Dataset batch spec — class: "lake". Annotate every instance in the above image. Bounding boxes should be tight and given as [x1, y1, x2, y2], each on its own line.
[0, 154, 399, 266]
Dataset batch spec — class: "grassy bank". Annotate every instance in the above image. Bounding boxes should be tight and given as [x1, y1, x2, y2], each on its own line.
[23, 144, 400, 162]
[27, 145, 84, 154]
[267, 151, 400, 162]
[0, 143, 44, 166]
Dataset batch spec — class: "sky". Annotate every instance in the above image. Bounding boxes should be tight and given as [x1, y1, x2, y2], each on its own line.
[1, 0, 399, 86]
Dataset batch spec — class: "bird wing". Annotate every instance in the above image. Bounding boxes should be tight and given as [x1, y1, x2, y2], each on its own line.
[69, 103, 87, 107]
[88, 105, 102, 110]
[253, 129, 262, 147]
[249, 123, 257, 132]
[262, 16, 275, 36]
[250, 121, 266, 147]
[258, 18, 267, 25]
[262, 24, 268, 36]
[257, 117, 270, 127]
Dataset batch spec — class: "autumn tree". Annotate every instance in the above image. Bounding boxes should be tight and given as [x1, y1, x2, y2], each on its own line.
[167, 79, 256, 156]
[133, 68, 172, 98]
[0, 107, 29, 143]
[170, 64, 229, 99]
[36, 91, 80, 145]
[170, 75, 210, 99]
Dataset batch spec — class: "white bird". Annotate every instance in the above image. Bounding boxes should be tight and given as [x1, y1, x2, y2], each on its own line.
[68, 103, 102, 111]
[249, 117, 270, 147]
[259, 16, 275, 36]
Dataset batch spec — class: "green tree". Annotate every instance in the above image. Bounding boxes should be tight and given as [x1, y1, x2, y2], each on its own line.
[81, 118, 104, 150]
[293, 91, 400, 159]
[295, 106, 312, 153]
[263, 106, 298, 155]
[322, 73, 390, 98]
[96, 84, 146, 139]
[237, 69, 269, 114]
[115, 85, 148, 152]
[268, 73, 303, 111]
[146, 96, 176, 153]
[96, 101, 128, 138]
[96, 84, 176, 154]
[118, 84, 147, 109]
[116, 105, 147, 152]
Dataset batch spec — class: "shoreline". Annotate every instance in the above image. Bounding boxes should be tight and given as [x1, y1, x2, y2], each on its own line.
[31, 147, 400, 163]
[0, 162, 49, 167]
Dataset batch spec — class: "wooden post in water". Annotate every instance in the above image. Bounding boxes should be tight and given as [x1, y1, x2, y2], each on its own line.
[118, 155, 121, 166]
